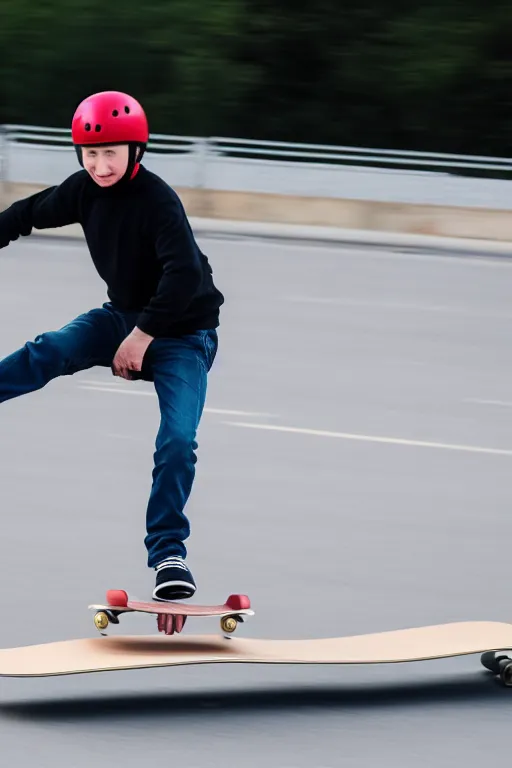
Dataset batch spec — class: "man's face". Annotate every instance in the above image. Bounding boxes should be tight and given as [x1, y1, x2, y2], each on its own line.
[82, 144, 129, 187]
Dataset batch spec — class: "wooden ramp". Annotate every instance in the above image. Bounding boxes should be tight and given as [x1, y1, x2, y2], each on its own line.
[2, 621, 512, 677]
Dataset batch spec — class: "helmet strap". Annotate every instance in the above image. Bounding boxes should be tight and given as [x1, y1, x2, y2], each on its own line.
[125, 143, 145, 181]
[74, 145, 84, 167]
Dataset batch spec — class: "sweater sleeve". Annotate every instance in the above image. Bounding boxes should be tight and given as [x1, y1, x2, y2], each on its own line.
[136, 196, 203, 337]
[0, 173, 82, 248]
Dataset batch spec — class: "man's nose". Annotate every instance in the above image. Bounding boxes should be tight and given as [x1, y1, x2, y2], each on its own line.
[95, 157, 110, 175]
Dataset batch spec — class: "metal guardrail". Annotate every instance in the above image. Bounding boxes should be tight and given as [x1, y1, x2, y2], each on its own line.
[2, 124, 512, 176]
[3, 123, 512, 212]
[210, 136, 512, 175]
[1, 124, 201, 154]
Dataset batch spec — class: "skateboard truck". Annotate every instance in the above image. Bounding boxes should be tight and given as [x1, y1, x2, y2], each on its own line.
[89, 590, 254, 637]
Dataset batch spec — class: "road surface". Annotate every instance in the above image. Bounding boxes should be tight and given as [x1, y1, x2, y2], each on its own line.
[1, 233, 512, 766]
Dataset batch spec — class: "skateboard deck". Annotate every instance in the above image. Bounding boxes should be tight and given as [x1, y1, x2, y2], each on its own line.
[2, 621, 512, 685]
[88, 591, 254, 635]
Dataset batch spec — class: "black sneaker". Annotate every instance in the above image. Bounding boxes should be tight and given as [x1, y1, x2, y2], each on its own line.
[153, 557, 197, 601]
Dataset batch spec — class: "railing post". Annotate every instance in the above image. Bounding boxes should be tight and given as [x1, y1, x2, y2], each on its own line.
[192, 137, 212, 218]
[0, 125, 8, 211]
[193, 138, 209, 189]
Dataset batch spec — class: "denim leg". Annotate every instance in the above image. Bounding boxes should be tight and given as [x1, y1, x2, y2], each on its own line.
[0, 305, 127, 403]
[144, 330, 218, 567]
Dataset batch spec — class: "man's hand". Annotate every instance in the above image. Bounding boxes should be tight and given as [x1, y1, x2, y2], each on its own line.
[112, 327, 154, 380]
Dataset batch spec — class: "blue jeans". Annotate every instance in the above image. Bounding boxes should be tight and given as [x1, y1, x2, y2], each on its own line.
[0, 302, 218, 567]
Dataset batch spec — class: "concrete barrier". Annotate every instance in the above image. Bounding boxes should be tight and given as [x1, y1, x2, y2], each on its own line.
[2, 181, 512, 248]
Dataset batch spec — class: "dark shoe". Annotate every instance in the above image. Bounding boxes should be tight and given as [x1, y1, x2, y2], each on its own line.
[153, 557, 196, 601]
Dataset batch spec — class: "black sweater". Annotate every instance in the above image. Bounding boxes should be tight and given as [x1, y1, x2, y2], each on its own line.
[0, 166, 224, 337]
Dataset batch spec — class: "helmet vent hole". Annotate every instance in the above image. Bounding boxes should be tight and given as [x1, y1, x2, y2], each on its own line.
[124, 106, 130, 114]
[85, 123, 91, 131]
[95, 124, 101, 132]
[112, 110, 119, 117]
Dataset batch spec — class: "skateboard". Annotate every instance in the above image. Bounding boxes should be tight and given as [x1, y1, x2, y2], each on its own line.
[2, 621, 512, 685]
[88, 590, 254, 636]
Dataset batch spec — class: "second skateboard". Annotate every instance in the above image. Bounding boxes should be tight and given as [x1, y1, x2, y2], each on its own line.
[89, 590, 254, 636]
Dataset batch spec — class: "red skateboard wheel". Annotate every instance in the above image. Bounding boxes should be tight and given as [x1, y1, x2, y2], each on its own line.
[106, 589, 129, 607]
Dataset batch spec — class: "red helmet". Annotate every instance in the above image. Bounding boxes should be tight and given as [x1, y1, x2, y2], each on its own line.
[71, 91, 149, 146]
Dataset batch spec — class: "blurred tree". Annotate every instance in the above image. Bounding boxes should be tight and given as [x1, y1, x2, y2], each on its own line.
[0, 0, 510, 154]
[0, 0, 253, 134]
[234, 0, 512, 153]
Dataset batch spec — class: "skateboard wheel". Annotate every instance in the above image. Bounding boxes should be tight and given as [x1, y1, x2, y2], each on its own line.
[94, 611, 110, 631]
[481, 652, 509, 675]
[499, 659, 512, 687]
[220, 616, 238, 634]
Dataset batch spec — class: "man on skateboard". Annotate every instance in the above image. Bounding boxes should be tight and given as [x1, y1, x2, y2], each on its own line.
[0, 91, 224, 601]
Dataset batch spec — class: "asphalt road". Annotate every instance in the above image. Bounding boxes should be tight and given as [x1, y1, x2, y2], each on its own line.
[1, 233, 512, 766]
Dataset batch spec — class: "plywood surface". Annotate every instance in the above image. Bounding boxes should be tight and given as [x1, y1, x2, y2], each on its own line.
[2, 621, 512, 677]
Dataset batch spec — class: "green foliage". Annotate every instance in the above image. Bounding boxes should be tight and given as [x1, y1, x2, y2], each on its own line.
[0, 0, 510, 153]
